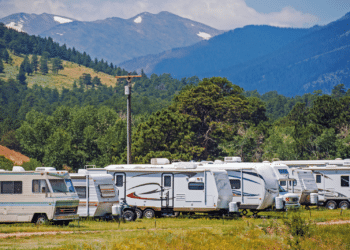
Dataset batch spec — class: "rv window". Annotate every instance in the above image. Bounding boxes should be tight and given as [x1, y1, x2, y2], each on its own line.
[279, 185, 286, 193]
[188, 182, 204, 190]
[280, 181, 286, 186]
[49, 179, 69, 193]
[32, 180, 48, 193]
[115, 175, 123, 187]
[341, 176, 349, 187]
[230, 179, 241, 189]
[99, 184, 116, 198]
[1, 181, 22, 194]
[75, 186, 86, 199]
[164, 176, 171, 187]
[278, 169, 289, 175]
[64, 179, 76, 193]
[316, 175, 321, 183]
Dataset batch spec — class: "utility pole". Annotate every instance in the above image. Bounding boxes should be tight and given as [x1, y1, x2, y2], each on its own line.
[115, 73, 142, 164]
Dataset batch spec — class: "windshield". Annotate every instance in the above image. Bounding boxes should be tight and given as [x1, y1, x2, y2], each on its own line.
[279, 184, 286, 193]
[49, 179, 69, 193]
[65, 179, 76, 193]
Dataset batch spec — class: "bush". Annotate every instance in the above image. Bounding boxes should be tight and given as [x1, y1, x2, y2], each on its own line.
[21, 158, 42, 170]
[0, 155, 14, 170]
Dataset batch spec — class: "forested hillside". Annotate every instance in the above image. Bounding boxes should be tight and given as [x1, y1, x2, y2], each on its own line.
[1, 24, 350, 171]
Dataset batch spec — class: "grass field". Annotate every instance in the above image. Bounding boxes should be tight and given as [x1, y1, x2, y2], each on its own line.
[1, 208, 350, 249]
[1, 53, 118, 90]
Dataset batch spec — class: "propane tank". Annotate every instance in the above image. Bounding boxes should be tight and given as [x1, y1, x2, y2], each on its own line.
[275, 197, 284, 210]
[310, 193, 318, 205]
[229, 202, 239, 212]
[112, 204, 121, 216]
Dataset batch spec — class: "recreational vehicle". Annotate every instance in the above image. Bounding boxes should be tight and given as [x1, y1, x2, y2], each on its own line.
[0, 166, 79, 225]
[70, 171, 119, 219]
[280, 168, 319, 206]
[273, 159, 350, 168]
[196, 160, 301, 214]
[303, 165, 350, 209]
[85, 162, 233, 219]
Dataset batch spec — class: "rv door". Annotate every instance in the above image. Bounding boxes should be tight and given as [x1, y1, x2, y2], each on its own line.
[114, 173, 126, 202]
[161, 174, 174, 208]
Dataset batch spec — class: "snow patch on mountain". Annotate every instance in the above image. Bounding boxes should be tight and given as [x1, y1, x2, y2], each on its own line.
[134, 16, 142, 23]
[54, 16, 73, 24]
[197, 32, 212, 40]
[6, 21, 24, 32]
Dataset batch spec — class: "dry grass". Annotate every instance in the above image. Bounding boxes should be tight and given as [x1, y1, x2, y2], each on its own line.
[1, 53, 118, 90]
[1, 208, 350, 249]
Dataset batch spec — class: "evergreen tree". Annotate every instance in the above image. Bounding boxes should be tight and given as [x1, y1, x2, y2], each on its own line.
[2, 49, 10, 64]
[17, 66, 26, 85]
[21, 55, 32, 75]
[0, 59, 4, 73]
[51, 57, 63, 74]
[91, 76, 101, 87]
[40, 55, 49, 75]
[31, 54, 39, 73]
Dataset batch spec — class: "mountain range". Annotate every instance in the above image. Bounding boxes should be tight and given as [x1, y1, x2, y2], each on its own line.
[1, 11, 350, 96]
[121, 12, 350, 96]
[0, 12, 223, 64]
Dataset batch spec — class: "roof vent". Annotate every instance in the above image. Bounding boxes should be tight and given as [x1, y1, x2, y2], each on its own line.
[214, 160, 224, 164]
[151, 158, 170, 165]
[175, 162, 197, 169]
[224, 157, 241, 163]
[13, 166, 25, 172]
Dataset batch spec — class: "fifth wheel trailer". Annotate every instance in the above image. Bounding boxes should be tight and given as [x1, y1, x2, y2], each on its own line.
[0, 166, 79, 225]
[85, 162, 233, 219]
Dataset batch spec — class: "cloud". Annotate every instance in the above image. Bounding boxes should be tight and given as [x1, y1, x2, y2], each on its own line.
[0, 0, 319, 30]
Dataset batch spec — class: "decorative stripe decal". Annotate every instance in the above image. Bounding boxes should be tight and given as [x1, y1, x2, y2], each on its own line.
[127, 192, 161, 201]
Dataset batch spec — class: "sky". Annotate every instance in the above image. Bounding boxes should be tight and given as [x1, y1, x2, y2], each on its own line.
[0, 0, 349, 30]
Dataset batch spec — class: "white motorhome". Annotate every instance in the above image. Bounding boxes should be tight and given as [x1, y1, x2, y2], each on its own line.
[85, 162, 233, 219]
[70, 171, 122, 219]
[196, 160, 300, 214]
[303, 165, 350, 209]
[0, 166, 79, 225]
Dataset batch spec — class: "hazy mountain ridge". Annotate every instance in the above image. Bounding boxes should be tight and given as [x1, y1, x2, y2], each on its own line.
[121, 12, 350, 96]
[0, 11, 223, 65]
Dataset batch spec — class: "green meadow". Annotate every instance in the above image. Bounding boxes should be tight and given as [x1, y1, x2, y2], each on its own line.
[1, 208, 350, 249]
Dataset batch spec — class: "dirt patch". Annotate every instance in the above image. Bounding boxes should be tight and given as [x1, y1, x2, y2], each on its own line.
[0, 145, 30, 165]
[316, 220, 350, 226]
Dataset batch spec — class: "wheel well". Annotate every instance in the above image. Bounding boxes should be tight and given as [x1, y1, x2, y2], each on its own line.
[31, 213, 47, 223]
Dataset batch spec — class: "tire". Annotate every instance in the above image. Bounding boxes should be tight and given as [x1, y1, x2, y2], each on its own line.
[325, 200, 337, 210]
[143, 208, 155, 219]
[135, 208, 143, 219]
[123, 210, 136, 221]
[339, 201, 350, 210]
[35, 215, 48, 225]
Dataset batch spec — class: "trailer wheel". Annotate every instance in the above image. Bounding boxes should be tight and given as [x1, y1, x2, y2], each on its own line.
[135, 208, 143, 219]
[339, 201, 350, 210]
[35, 214, 48, 225]
[325, 200, 337, 210]
[143, 209, 155, 219]
[123, 210, 136, 221]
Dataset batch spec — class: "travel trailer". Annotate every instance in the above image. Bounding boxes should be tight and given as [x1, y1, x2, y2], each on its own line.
[303, 165, 350, 209]
[273, 159, 350, 168]
[0, 166, 79, 225]
[70, 171, 123, 219]
[85, 162, 233, 219]
[196, 159, 301, 214]
[280, 168, 319, 206]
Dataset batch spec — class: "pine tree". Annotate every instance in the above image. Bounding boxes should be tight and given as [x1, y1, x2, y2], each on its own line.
[40, 56, 49, 75]
[31, 54, 39, 73]
[17, 66, 26, 85]
[21, 56, 32, 75]
[2, 49, 10, 63]
[0, 59, 4, 73]
[51, 57, 63, 74]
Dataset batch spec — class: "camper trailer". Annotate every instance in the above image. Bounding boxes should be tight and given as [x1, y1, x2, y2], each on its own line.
[85, 162, 233, 219]
[273, 159, 350, 168]
[279, 168, 319, 206]
[303, 165, 350, 209]
[0, 166, 79, 225]
[196, 160, 300, 214]
[70, 171, 120, 219]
